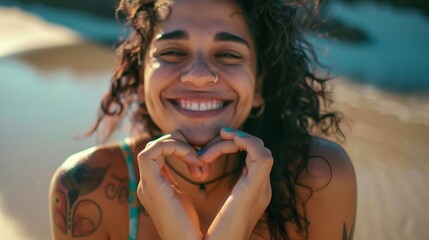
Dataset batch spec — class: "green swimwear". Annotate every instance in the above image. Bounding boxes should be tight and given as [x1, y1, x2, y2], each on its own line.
[120, 139, 139, 240]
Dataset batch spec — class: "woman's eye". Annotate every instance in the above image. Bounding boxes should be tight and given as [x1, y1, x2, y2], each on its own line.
[215, 52, 242, 65]
[216, 52, 241, 59]
[159, 50, 187, 63]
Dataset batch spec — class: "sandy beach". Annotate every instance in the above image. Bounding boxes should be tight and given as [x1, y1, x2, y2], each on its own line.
[1, 6, 428, 240]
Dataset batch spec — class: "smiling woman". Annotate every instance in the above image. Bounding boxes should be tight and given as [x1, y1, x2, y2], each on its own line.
[142, 1, 260, 147]
[49, 0, 357, 239]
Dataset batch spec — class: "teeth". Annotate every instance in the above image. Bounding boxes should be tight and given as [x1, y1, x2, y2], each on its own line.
[178, 100, 224, 111]
[199, 103, 207, 111]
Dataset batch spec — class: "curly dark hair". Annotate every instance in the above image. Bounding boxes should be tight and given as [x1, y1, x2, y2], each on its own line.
[87, 0, 344, 239]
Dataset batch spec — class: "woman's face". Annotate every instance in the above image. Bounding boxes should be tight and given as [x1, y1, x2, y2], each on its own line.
[142, 0, 262, 146]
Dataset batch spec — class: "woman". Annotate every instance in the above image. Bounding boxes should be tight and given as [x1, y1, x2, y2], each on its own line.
[49, 0, 357, 239]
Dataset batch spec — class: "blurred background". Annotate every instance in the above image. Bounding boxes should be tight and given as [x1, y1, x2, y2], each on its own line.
[0, 0, 428, 239]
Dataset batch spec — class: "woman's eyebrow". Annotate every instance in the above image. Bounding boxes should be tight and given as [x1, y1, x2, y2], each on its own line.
[156, 30, 189, 41]
[155, 30, 249, 48]
[214, 32, 249, 47]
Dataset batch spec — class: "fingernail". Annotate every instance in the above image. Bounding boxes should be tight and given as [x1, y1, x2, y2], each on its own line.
[237, 131, 246, 137]
[197, 148, 205, 155]
[224, 127, 234, 132]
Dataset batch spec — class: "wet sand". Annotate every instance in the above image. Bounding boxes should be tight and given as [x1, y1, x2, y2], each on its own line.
[0, 195, 32, 240]
[0, 6, 81, 57]
[1, 6, 428, 240]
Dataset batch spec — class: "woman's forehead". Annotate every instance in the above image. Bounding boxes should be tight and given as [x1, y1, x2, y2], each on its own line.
[155, 0, 251, 42]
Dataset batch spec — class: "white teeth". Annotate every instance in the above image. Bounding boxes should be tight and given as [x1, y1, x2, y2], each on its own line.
[199, 103, 207, 111]
[178, 100, 224, 111]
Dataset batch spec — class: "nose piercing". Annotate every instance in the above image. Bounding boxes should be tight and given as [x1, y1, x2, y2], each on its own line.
[211, 72, 219, 84]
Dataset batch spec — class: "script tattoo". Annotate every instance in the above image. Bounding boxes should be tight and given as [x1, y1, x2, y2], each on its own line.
[342, 222, 355, 240]
[54, 164, 106, 237]
[105, 175, 128, 204]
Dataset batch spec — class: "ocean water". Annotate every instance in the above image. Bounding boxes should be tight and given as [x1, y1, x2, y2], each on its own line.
[311, 2, 429, 92]
[2, 1, 429, 92]
[0, 0, 122, 43]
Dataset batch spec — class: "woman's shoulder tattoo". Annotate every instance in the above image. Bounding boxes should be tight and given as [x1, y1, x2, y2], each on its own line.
[53, 163, 106, 237]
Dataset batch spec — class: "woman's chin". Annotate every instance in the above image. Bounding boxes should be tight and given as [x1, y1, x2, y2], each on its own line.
[181, 129, 220, 148]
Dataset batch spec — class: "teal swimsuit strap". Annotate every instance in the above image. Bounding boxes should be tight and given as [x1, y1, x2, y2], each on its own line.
[120, 139, 139, 240]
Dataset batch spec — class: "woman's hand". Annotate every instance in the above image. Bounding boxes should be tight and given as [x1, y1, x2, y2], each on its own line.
[137, 128, 273, 239]
[136, 131, 204, 240]
[201, 128, 273, 239]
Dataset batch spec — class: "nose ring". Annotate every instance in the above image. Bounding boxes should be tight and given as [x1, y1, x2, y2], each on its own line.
[211, 72, 219, 84]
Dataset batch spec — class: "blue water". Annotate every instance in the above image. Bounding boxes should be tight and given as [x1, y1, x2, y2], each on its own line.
[1, 0, 124, 43]
[2, 1, 429, 92]
[311, 2, 429, 92]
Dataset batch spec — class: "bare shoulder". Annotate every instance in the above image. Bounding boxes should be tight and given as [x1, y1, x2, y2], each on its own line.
[307, 136, 355, 182]
[293, 137, 357, 240]
[50, 142, 125, 192]
[49, 142, 127, 239]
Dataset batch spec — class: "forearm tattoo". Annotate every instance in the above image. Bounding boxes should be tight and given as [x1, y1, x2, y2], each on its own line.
[53, 164, 106, 237]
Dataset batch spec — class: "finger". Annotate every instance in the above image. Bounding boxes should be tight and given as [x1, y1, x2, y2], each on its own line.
[220, 128, 264, 146]
[161, 164, 178, 186]
[200, 162, 211, 181]
[200, 140, 240, 164]
[162, 139, 203, 165]
[220, 128, 267, 158]
[170, 130, 208, 177]
[220, 128, 273, 174]
[138, 138, 203, 176]
[195, 135, 223, 178]
[199, 135, 223, 152]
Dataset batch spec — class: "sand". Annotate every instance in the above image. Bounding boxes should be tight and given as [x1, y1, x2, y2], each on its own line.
[0, 6, 81, 57]
[332, 80, 429, 240]
[0, 196, 32, 240]
[1, 6, 428, 240]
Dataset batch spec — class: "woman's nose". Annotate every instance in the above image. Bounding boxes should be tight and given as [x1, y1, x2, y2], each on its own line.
[180, 55, 217, 87]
